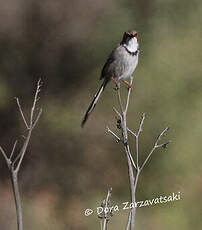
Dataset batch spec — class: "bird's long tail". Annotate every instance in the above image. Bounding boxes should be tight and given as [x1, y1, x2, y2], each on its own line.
[81, 79, 109, 127]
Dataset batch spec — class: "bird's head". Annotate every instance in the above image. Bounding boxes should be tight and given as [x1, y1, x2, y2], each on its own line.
[121, 30, 139, 43]
[120, 30, 139, 53]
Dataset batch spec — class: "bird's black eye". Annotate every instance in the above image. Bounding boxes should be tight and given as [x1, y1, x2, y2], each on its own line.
[126, 33, 133, 38]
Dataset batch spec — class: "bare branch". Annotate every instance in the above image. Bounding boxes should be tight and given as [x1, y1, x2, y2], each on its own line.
[113, 107, 122, 119]
[125, 210, 132, 230]
[10, 170, 23, 230]
[15, 79, 43, 173]
[12, 151, 22, 168]
[106, 126, 121, 143]
[127, 128, 137, 137]
[115, 82, 137, 230]
[140, 146, 155, 172]
[135, 113, 146, 168]
[15, 97, 29, 130]
[106, 126, 136, 169]
[117, 89, 124, 114]
[98, 188, 113, 230]
[32, 108, 42, 129]
[156, 140, 171, 148]
[103, 188, 112, 230]
[125, 144, 137, 170]
[0, 146, 9, 162]
[15, 130, 32, 173]
[124, 148, 136, 230]
[137, 113, 146, 137]
[30, 79, 42, 126]
[155, 127, 170, 146]
[106, 187, 112, 205]
[125, 78, 133, 113]
[10, 140, 18, 160]
[0, 146, 13, 171]
[140, 127, 170, 171]
[0, 79, 42, 230]
[106, 75, 170, 230]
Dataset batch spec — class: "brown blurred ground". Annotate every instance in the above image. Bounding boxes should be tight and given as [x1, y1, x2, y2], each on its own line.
[0, 0, 202, 229]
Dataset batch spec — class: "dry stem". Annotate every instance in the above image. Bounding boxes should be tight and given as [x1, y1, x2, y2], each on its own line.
[0, 79, 42, 230]
[106, 78, 170, 230]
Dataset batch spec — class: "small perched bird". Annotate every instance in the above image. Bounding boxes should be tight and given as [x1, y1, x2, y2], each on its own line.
[81, 30, 139, 127]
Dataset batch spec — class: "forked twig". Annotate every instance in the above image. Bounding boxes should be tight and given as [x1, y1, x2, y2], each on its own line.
[106, 77, 170, 230]
[140, 127, 170, 171]
[98, 188, 113, 230]
[106, 126, 121, 143]
[15, 98, 29, 130]
[0, 79, 42, 230]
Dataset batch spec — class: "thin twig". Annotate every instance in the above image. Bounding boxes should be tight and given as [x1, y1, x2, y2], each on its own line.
[125, 147, 136, 230]
[0, 79, 42, 230]
[30, 79, 42, 126]
[116, 81, 136, 230]
[15, 80, 42, 173]
[117, 89, 124, 114]
[0, 146, 8, 162]
[15, 130, 32, 173]
[10, 140, 18, 160]
[0, 146, 12, 169]
[113, 107, 122, 119]
[32, 108, 42, 129]
[136, 113, 145, 137]
[12, 151, 22, 167]
[10, 170, 23, 230]
[15, 98, 29, 130]
[106, 126, 121, 143]
[125, 144, 137, 170]
[135, 113, 146, 168]
[103, 188, 112, 230]
[140, 127, 170, 171]
[127, 128, 137, 137]
[126, 210, 132, 230]
[98, 188, 113, 230]
[156, 141, 171, 148]
[132, 168, 140, 223]
[155, 127, 170, 146]
[125, 78, 133, 113]
[106, 77, 170, 230]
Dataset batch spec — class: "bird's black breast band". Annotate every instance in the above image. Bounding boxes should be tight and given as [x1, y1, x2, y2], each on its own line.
[123, 46, 139, 56]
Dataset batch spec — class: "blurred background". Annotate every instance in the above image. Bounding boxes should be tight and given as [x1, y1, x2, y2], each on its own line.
[0, 0, 201, 229]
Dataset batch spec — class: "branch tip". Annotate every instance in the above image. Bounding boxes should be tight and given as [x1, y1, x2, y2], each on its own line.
[10, 140, 18, 160]
[142, 112, 146, 118]
[0, 145, 8, 161]
[37, 78, 43, 87]
[113, 107, 121, 118]
[163, 127, 170, 136]
[162, 140, 171, 149]
[106, 126, 121, 143]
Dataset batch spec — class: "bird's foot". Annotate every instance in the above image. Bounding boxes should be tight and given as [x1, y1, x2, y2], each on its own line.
[111, 76, 120, 90]
[122, 80, 133, 89]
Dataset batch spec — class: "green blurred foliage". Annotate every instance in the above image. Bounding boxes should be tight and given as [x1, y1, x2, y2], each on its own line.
[0, 0, 202, 229]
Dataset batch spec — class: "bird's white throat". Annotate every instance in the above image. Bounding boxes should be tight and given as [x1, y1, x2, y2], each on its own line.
[124, 37, 139, 53]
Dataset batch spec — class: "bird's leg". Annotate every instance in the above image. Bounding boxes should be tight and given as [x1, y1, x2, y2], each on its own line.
[122, 80, 133, 89]
[110, 76, 120, 90]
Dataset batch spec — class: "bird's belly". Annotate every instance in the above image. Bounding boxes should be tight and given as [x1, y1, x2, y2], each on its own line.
[117, 54, 138, 81]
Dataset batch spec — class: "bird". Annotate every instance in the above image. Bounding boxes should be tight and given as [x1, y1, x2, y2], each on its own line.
[81, 30, 139, 127]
